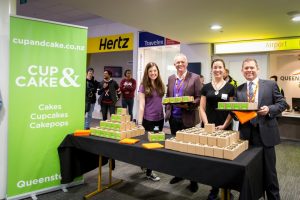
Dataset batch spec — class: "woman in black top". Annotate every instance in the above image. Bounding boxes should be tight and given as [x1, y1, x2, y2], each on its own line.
[199, 58, 235, 200]
[200, 58, 234, 129]
[200, 80, 234, 127]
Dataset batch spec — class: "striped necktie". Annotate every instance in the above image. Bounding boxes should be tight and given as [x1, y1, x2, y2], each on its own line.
[248, 81, 253, 102]
[248, 81, 257, 126]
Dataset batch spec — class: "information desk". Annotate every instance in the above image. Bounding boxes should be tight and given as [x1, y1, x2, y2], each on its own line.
[278, 111, 300, 141]
[58, 134, 263, 200]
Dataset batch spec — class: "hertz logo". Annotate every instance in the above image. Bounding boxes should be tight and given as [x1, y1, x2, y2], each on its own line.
[88, 33, 133, 53]
[99, 36, 129, 50]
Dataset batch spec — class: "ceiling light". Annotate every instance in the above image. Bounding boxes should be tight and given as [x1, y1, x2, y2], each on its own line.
[210, 24, 222, 30]
[287, 11, 300, 22]
[291, 15, 300, 22]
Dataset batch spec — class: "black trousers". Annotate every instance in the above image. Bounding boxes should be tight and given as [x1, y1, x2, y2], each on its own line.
[142, 118, 164, 132]
[122, 98, 134, 121]
[169, 116, 188, 136]
[169, 116, 197, 186]
[142, 118, 164, 177]
[101, 103, 115, 121]
[250, 125, 280, 200]
[100, 103, 116, 170]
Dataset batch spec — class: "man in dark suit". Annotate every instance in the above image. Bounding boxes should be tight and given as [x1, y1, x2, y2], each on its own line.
[165, 53, 202, 192]
[235, 58, 287, 200]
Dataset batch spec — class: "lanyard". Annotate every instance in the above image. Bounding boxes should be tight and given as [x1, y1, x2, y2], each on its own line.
[175, 77, 185, 95]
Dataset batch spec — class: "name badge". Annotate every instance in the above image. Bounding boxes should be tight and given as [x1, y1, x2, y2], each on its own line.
[221, 93, 228, 100]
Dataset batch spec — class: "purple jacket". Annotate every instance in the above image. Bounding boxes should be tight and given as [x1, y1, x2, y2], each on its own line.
[165, 71, 202, 127]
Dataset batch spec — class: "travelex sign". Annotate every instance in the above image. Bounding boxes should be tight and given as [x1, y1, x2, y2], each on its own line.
[139, 31, 164, 47]
[87, 33, 133, 53]
[15, 65, 80, 87]
[139, 31, 180, 47]
[214, 37, 300, 54]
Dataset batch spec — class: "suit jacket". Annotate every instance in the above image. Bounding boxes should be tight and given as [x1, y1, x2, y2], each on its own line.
[236, 79, 287, 147]
[165, 71, 202, 127]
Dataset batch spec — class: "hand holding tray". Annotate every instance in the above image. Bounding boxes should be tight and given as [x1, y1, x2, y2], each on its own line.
[217, 102, 259, 124]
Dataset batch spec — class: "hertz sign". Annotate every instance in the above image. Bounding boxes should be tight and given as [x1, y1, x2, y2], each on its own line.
[87, 33, 133, 53]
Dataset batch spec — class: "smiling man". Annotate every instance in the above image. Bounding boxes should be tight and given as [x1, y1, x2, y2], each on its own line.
[165, 53, 202, 193]
[235, 58, 287, 200]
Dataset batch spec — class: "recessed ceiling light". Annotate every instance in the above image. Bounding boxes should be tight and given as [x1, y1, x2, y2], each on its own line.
[291, 15, 300, 22]
[210, 24, 222, 30]
[287, 11, 300, 22]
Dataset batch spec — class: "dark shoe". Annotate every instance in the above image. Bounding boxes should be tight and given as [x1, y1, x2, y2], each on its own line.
[187, 181, 198, 193]
[169, 177, 183, 184]
[146, 172, 160, 181]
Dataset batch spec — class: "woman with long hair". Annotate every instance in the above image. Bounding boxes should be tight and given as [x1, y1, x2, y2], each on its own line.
[138, 62, 165, 181]
[199, 58, 235, 199]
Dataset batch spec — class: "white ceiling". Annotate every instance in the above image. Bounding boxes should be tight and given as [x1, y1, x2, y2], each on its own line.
[17, 0, 300, 44]
[17, 0, 104, 24]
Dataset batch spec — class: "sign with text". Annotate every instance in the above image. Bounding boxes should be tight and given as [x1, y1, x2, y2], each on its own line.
[87, 33, 133, 53]
[139, 32, 180, 47]
[214, 37, 300, 54]
[8, 16, 87, 198]
[139, 31, 165, 47]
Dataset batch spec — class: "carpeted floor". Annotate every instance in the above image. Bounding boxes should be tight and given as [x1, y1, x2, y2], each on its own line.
[23, 119, 300, 200]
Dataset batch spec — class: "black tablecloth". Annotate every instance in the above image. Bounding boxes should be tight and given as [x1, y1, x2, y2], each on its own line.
[58, 134, 263, 200]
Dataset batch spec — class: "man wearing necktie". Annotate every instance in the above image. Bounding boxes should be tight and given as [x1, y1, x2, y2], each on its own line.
[235, 58, 287, 200]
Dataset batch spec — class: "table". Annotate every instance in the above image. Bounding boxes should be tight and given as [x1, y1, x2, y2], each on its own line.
[278, 111, 300, 141]
[58, 134, 263, 200]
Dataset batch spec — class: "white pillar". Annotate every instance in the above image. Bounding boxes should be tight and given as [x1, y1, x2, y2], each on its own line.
[0, 0, 16, 198]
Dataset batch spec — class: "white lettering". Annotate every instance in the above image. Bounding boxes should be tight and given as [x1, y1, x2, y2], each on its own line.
[15, 65, 79, 88]
[27, 77, 38, 87]
[38, 104, 62, 111]
[16, 173, 62, 188]
[17, 181, 25, 188]
[50, 67, 58, 76]
[28, 65, 38, 75]
[30, 112, 68, 120]
[15, 76, 26, 87]
[29, 121, 69, 129]
[144, 40, 164, 46]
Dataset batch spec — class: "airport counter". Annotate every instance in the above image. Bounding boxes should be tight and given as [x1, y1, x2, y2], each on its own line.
[278, 111, 300, 141]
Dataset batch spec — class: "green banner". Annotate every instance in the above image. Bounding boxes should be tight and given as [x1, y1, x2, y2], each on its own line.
[8, 16, 87, 197]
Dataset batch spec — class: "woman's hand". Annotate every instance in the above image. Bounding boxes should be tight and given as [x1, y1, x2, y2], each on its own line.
[216, 125, 226, 130]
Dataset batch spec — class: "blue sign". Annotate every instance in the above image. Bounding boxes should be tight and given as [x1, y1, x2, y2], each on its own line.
[139, 32, 165, 47]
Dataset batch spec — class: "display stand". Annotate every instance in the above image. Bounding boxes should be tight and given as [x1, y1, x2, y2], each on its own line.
[84, 156, 122, 199]
[221, 189, 231, 200]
